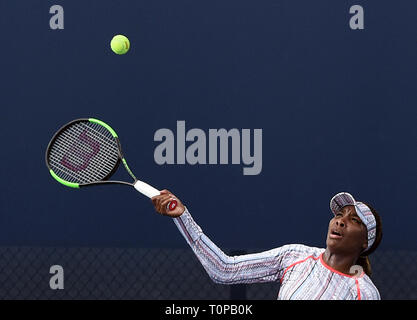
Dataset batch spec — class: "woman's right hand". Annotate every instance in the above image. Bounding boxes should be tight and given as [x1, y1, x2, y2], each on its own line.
[151, 189, 185, 218]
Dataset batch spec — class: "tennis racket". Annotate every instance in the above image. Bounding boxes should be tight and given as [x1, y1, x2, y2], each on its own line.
[45, 118, 177, 211]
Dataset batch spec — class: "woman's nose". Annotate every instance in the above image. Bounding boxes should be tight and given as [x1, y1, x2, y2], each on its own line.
[336, 220, 345, 228]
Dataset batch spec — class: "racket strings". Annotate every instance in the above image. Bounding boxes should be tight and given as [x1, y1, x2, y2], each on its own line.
[52, 125, 117, 172]
[48, 121, 120, 184]
[51, 125, 114, 173]
[49, 141, 113, 183]
[49, 129, 114, 183]
[50, 123, 118, 183]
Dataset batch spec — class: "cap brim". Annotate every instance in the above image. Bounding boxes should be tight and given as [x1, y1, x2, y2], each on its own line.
[330, 192, 356, 215]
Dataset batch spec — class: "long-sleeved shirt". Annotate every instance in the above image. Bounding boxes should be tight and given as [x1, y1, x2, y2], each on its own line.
[173, 208, 380, 300]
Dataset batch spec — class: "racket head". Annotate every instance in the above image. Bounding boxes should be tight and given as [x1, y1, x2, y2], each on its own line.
[45, 118, 123, 188]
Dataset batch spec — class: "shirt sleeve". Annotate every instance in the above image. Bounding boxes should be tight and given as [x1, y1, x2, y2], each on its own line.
[173, 207, 316, 285]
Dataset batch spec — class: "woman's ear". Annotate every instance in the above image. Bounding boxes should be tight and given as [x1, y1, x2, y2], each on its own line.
[361, 239, 368, 251]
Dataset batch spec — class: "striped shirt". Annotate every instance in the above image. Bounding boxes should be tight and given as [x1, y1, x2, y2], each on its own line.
[174, 208, 380, 300]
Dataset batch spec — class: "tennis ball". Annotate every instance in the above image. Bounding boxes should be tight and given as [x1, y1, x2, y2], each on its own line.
[110, 35, 130, 55]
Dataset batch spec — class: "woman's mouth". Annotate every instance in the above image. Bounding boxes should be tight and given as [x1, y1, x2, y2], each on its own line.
[329, 229, 343, 239]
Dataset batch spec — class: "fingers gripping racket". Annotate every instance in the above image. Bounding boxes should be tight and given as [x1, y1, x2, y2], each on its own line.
[45, 118, 177, 211]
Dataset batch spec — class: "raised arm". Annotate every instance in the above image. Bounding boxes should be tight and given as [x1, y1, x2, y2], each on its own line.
[151, 190, 309, 284]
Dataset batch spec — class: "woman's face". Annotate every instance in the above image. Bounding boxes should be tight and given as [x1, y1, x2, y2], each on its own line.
[326, 205, 368, 255]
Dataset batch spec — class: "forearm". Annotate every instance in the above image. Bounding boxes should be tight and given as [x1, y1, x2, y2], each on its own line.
[173, 208, 281, 284]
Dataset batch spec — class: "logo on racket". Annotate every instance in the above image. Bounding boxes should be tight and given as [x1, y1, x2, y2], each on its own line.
[60, 129, 100, 172]
[168, 199, 178, 211]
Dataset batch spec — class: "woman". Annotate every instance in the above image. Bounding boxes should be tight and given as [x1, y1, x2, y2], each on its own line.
[151, 191, 383, 300]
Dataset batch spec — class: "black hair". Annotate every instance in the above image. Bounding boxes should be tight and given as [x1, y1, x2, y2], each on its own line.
[356, 202, 383, 276]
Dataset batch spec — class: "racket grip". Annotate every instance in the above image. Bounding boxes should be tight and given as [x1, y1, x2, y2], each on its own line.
[133, 180, 177, 211]
[167, 199, 177, 211]
[133, 180, 160, 198]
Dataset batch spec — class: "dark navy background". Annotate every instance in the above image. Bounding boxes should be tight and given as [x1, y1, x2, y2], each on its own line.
[0, 1, 416, 251]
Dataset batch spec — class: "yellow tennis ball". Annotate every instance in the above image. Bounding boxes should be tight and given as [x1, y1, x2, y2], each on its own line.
[110, 35, 130, 55]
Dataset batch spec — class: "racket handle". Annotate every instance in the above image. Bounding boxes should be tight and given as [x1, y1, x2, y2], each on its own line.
[134, 180, 160, 198]
[133, 180, 177, 211]
[167, 199, 177, 211]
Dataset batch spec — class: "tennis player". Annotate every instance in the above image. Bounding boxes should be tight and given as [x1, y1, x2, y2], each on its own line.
[152, 191, 382, 300]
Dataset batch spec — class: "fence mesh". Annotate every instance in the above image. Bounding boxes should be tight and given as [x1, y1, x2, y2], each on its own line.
[0, 246, 415, 300]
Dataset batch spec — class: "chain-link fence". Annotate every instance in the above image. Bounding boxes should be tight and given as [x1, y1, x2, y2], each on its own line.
[0, 246, 415, 299]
